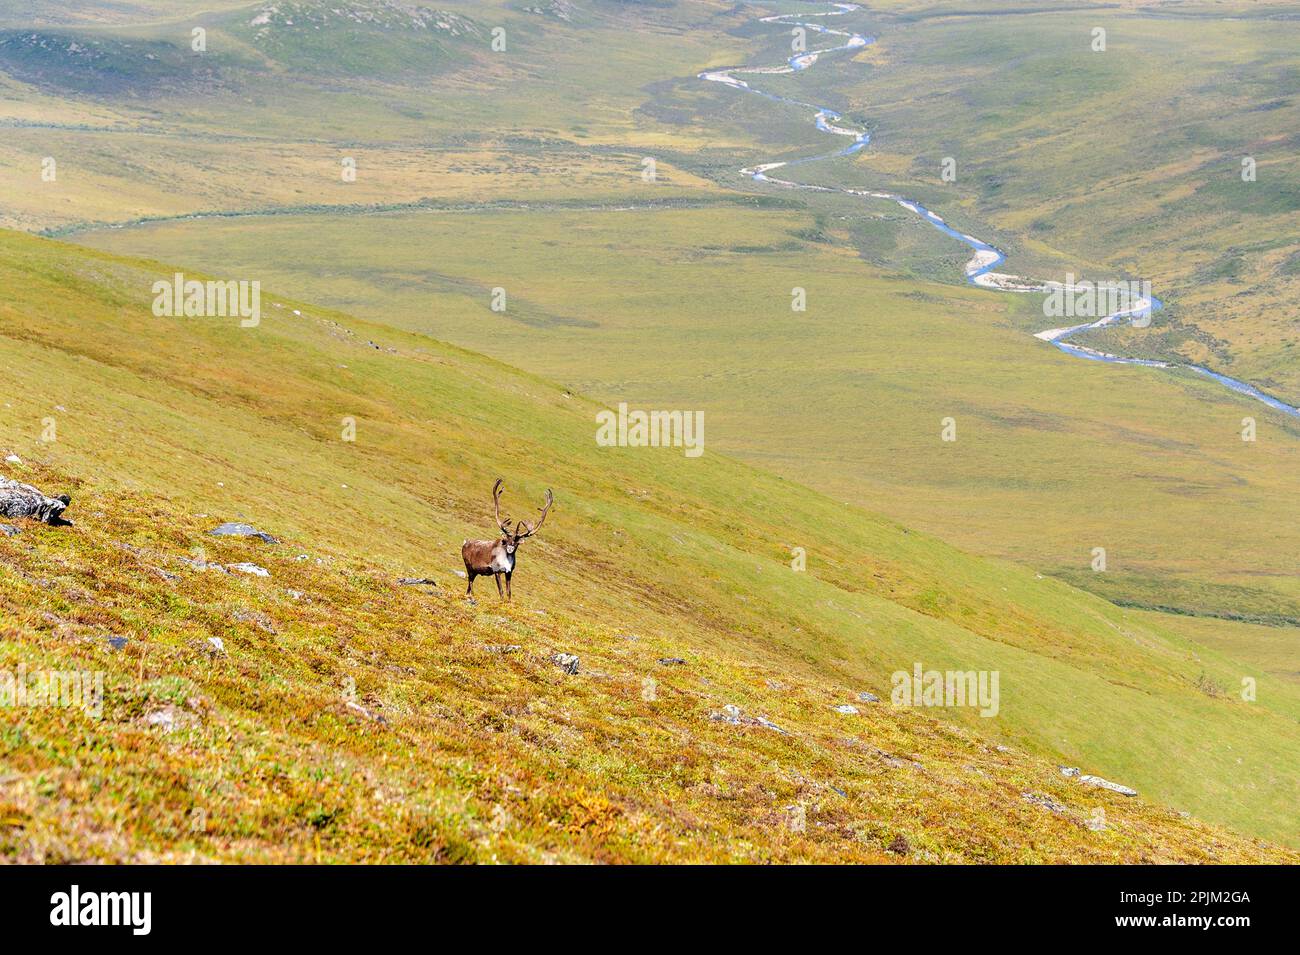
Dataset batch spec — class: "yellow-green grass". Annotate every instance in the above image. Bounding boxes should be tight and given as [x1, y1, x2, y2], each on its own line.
[0, 131, 723, 232]
[0, 0, 754, 236]
[2, 228, 1298, 852]
[73, 205, 1300, 631]
[1134, 612, 1300, 689]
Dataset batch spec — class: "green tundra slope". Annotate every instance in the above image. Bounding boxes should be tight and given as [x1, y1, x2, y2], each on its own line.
[39, 0, 1297, 634]
[0, 228, 1296, 859]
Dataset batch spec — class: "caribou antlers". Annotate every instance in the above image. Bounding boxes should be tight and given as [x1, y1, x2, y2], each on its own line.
[492, 477, 512, 535]
[462, 479, 554, 601]
[516, 488, 553, 538]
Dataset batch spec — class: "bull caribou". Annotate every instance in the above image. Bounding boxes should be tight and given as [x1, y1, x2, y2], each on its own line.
[461, 479, 553, 600]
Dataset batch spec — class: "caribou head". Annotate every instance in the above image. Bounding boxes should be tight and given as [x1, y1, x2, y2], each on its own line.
[461, 478, 553, 600]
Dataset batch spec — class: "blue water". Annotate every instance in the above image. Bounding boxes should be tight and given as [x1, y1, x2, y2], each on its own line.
[700, 2, 1300, 418]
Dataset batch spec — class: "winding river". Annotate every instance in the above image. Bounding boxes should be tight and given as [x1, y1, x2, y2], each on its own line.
[699, 2, 1300, 419]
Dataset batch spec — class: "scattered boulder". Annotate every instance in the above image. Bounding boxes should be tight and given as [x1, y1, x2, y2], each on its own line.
[105, 636, 129, 651]
[657, 657, 686, 666]
[3, 454, 21, 465]
[1079, 775, 1138, 797]
[857, 691, 880, 703]
[1022, 791, 1068, 814]
[834, 704, 860, 715]
[552, 653, 580, 675]
[227, 562, 270, 578]
[207, 637, 226, 656]
[344, 700, 388, 725]
[716, 703, 743, 723]
[1061, 766, 1137, 796]
[0, 475, 73, 526]
[208, 522, 279, 544]
[754, 716, 787, 733]
[0, 524, 19, 537]
[709, 704, 787, 734]
[397, 577, 438, 587]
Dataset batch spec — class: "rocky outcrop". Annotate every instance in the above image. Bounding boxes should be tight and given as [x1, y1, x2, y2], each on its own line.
[1061, 766, 1138, 796]
[552, 652, 580, 675]
[208, 522, 278, 544]
[0, 475, 73, 525]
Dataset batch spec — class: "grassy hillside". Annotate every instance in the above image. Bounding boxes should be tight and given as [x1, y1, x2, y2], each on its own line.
[1, 228, 1297, 859]
[76, 202, 1300, 632]
[42, 0, 1297, 635]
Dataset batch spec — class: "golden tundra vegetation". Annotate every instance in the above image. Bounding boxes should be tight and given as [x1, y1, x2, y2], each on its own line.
[0, 0, 1296, 859]
[1, 231, 1297, 861]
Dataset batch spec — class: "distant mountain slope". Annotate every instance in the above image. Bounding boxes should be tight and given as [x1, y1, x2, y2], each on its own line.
[1, 228, 1296, 856]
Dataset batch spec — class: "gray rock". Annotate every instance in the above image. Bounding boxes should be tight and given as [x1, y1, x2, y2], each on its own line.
[1077, 774, 1138, 797]
[0, 524, 19, 537]
[0, 475, 72, 525]
[552, 652, 580, 675]
[857, 691, 880, 703]
[345, 700, 388, 725]
[208, 522, 279, 544]
[1061, 765, 1136, 795]
[106, 635, 128, 651]
[657, 657, 687, 666]
[709, 704, 786, 734]
[1022, 792, 1068, 814]
[397, 577, 438, 587]
[833, 704, 860, 715]
[227, 562, 269, 578]
[754, 716, 787, 734]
